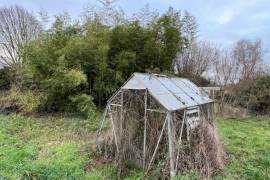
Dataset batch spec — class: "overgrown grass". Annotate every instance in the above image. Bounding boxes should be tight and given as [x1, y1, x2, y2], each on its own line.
[0, 114, 142, 179]
[217, 117, 270, 179]
[0, 114, 269, 179]
[0, 114, 96, 179]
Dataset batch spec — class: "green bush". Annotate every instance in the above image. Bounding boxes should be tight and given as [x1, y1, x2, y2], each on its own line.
[70, 94, 97, 119]
[41, 69, 88, 111]
[43, 69, 87, 94]
[234, 75, 270, 115]
[0, 86, 42, 114]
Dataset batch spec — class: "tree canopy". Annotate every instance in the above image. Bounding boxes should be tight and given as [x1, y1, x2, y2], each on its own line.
[21, 6, 184, 112]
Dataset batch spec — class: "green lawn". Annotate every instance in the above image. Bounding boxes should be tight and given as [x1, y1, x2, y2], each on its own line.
[217, 117, 270, 179]
[0, 114, 269, 179]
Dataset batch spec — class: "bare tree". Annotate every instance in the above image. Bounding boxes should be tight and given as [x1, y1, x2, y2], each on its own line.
[132, 4, 159, 27]
[214, 50, 238, 86]
[180, 11, 198, 47]
[173, 10, 215, 78]
[82, 0, 126, 26]
[175, 41, 218, 78]
[212, 49, 238, 109]
[233, 39, 262, 80]
[0, 5, 42, 67]
[37, 8, 50, 30]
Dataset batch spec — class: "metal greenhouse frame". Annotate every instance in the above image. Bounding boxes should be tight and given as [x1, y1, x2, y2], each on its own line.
[96, 73, 215, 178]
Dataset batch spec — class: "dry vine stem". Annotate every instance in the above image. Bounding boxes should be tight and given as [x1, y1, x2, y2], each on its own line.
[96, 73, 225, 178]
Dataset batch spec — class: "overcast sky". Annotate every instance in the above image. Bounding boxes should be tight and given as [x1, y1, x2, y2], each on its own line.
[1, 0, 270, 64]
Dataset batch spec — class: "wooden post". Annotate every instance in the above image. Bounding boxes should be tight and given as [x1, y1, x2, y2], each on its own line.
[143, 89, 147, 170]
[168, 112, 176, 178]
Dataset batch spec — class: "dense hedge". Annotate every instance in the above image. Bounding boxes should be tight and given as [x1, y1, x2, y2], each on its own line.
[234, 75, 270, 115]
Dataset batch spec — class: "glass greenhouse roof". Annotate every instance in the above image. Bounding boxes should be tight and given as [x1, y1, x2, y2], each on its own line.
[122, 73, 213, 111]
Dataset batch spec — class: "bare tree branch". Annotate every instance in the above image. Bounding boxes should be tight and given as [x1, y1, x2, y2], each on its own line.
[0, 5, 42, 67]
[233, 39, 263, 80]
[176, 41, 218, 78]
[82, 0, 126, 26]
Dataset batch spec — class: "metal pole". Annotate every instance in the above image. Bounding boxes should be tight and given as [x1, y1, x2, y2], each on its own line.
[168, 112, 176, 178]
[147, 114, 168, 172]
[186, 116, 190, 142]
[143, 89, 147, 170]
[175, 110, 186, 170]
[120, 89, 124, 139]
[96, 105, 109, 152]
[108, 105, 119, 153]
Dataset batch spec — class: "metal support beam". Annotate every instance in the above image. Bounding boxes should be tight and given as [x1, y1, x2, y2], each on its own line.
[146, 108, 167, 113]
[175, 111, 186, 170]
[96, 105, 109, 152]
[108, 105, 119, 153]
[143, 89, 147, 170]
[110, 103, 122, 107]
[146, 114, 168, 173]
[168, 112, 176, 178]
[120, 90, 124, 139]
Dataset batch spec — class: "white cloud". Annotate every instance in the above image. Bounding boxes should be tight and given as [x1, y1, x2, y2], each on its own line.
[251, 11, 270, 21]
[216, 9, 235, 25]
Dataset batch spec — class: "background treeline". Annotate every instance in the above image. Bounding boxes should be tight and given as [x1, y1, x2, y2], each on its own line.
[0, 3, 189, 117]
[0, 1, 269, 117]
